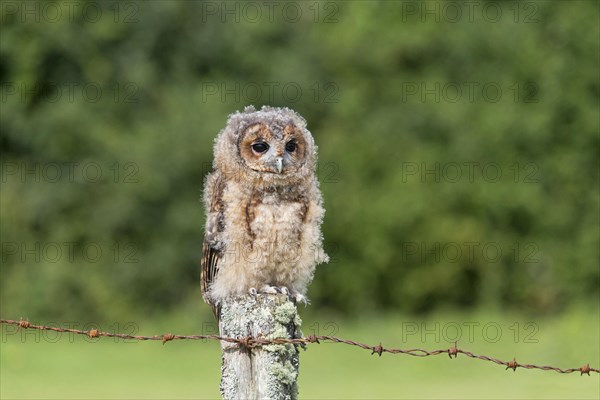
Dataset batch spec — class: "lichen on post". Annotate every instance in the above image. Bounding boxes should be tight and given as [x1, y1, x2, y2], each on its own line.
[218, 294, 302, 400]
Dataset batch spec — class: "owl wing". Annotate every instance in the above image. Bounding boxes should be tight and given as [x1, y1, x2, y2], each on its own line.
[201, 171, 225, 315]
[201, 242, 221, 300]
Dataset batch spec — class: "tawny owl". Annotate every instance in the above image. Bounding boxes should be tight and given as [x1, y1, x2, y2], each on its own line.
[201, 106, 328, 312]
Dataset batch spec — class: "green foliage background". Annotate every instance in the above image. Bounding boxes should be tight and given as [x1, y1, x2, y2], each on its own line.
[1, 1, 598, 322]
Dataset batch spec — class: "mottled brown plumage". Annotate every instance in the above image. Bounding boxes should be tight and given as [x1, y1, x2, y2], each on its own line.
[201, 106, 328, 313]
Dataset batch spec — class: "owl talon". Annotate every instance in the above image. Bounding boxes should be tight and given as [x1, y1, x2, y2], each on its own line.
[259, 285, 279, 295]
[280, 286, 289, 296]
[249, 288, 258, 296]
[289, 291, 308, 305]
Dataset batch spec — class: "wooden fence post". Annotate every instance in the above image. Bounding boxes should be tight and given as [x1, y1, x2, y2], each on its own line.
[219, 294, 302, 400]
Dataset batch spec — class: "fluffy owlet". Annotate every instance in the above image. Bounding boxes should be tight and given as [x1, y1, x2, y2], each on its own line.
[201, 106, 328, 313]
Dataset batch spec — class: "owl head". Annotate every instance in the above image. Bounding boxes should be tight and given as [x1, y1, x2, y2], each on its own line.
[213, 106, 318, 186]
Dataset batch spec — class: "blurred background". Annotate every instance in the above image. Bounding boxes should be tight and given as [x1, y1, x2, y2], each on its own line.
[1, 1, 598, 399]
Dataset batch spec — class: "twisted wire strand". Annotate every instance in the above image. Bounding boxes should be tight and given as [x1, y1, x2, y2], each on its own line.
[2, 319, 597, 376]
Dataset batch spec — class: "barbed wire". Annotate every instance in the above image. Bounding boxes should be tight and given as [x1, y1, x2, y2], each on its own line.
[2, 318, 598, 376]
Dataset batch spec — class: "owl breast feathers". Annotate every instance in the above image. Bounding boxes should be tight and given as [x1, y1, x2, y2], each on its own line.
[201, 106, 328, 308]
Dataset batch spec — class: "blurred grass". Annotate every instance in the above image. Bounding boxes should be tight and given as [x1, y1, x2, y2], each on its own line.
[2, 308, 598, 399]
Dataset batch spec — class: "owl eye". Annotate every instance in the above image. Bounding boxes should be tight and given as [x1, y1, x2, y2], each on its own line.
[285, 141, 297, 152]
[252, 142, 269, 153]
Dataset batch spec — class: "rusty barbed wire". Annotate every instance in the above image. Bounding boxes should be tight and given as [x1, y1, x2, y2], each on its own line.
[1, 318, 598, 376]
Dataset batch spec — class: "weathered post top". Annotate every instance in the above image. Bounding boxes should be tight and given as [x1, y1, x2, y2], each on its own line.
[219, 294, 302, 400]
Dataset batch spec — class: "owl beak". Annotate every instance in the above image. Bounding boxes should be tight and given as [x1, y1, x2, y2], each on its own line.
[275, 157, 283, 173]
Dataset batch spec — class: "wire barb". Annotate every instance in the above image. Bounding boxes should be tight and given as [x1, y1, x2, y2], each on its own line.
[306, 334, 320, 344]
[162, 333, 175, 344]
[1, 318, 598, 376]
[580, 364, 591, 376]
[448, 341, 458, 359]
[371, 343, 383, 357]
[506, 358, 518, 372]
